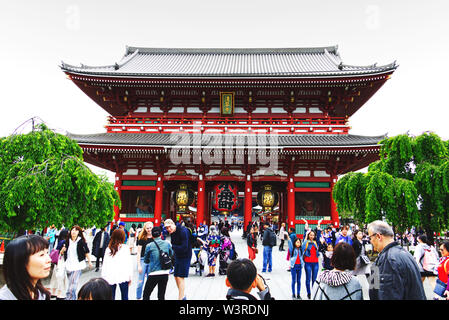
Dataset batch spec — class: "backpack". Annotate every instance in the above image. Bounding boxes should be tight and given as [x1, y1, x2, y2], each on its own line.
[421, 247, 438, 273]
[153, 240, 174, 270]
[186, 227, 197, 246]
[269, 230, 277, 247]
[229, 241, 238, 261]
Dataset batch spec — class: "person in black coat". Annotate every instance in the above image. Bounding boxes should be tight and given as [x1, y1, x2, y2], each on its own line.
[92, 225, 111, 271]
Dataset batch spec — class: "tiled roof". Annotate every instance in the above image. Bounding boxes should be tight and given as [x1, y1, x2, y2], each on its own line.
[60, 46, 397, 78]
[67, 132, 385, 148]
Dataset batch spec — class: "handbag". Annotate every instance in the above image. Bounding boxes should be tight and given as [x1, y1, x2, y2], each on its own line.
[433, 278, 447, 298]
[55, 256, 66, 279]
[50, 249, 60, 264]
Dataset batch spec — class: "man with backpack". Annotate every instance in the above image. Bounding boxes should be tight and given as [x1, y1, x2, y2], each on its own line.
[142, 226, 174, 300]
[261, 222, 277, 273]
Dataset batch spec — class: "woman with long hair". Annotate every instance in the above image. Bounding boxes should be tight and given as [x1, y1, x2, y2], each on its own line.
[101, 228, 133, 300]
[0, 235, 51, 300]
[60, 225, 92, 300]
[135, 221, 153, 299]
[288, 236, 304, 300]
[302, 219, 322, 299]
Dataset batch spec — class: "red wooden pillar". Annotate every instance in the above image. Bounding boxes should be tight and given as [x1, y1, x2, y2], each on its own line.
[154, 175, 163, 226]
[113, 172, 122, 227]
[330, 175, 339, 228]
[196, 175, 205, 228]
[287, 176, 295, 230]
[244, 174, 252, 229]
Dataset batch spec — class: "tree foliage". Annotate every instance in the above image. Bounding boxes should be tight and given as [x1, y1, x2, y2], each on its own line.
[0, 124, 121, 232]
[333, 132, 449, 239]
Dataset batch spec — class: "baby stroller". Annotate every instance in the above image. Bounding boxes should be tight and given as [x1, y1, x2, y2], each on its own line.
[191, 238, 207, 276]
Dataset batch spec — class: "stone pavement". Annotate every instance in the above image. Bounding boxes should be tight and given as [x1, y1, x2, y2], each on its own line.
[33, 228, 436, 300]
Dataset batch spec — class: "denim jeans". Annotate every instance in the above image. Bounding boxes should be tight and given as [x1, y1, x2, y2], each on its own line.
[136, 258, 151, 299]
[262, 246, 273, 272]
[66, 269, 82, 300]
[304, 262, 319, 295]
[110, 281, 129, 300]
[291, 264, 302, 296]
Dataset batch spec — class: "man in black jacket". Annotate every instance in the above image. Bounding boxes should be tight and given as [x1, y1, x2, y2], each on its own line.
[92, 225, 110, 272]
[261, 222, 276, 273]
[367, 220, 426, 300]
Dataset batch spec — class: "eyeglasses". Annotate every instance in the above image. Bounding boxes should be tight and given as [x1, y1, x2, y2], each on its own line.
[368, 233, 379, 240]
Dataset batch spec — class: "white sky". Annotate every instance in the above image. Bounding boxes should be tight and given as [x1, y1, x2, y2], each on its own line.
[1, 0, 448, 181]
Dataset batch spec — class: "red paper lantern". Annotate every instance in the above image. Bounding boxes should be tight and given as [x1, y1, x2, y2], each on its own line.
[213, 183, 238, 214]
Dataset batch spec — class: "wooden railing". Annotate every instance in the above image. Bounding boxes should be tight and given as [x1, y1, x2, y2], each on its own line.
[106, 115, 349, 134]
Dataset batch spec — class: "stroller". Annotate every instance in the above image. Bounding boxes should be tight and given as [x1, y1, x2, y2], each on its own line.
[191, 238, 207, 276]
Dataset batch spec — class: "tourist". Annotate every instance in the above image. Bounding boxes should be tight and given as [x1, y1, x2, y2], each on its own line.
[45, 224, 57, 255]
[414, 234, 438, 289]
[352, 229, 370, 278]
[197, 220, 209, 241]
[142, 226, 173, 300]
[135, 221, 154, 300]
[218, 227, 233, 275]
[0, 235, 51, 300]
[60, 225, 92, 300]
[323, 226, 336, 246]
[225, 258, 273, 300]
[261, 222, 277, 273]
[77, 277, 112, 300]
[118, 221, 128, 243]
[205, 225, 221, 277]
[101, 229, 133, 300]
[302, 219, 322, 299]
[92, 225, 110, 272]
[367, 220, 426, 300]
[128, 223, 137, 254]
[278, 222, 287, 251]
[435, 241, 449, 300]
[247, 225, 258, 261]
[321, 242, 334, 271]
[288, 237, 304, 300]
[164, 218, 192, 300]
[311, 242, 363, 300]
[49, 228, 69, 299]
[336, 225, 353, 245]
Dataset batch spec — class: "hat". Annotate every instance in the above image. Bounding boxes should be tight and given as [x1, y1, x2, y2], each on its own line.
[119, 222, 126, 227]
[152, 226, 162, 238]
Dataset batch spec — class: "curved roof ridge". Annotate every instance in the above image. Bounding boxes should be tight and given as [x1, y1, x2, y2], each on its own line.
[125, 46, 339, 55]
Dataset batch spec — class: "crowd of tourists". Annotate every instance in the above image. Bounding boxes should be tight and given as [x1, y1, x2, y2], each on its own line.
[0, 218, 448, 301]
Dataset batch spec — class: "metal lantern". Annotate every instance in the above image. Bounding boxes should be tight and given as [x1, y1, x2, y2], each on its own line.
[213, 182, 239, 216]
[174, 184, 194, 212]
[257, 184, 279, 212]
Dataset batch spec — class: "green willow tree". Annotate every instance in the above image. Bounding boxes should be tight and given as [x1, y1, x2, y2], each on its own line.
[333, 132, 449, 242]
[0, 123, 121, 234]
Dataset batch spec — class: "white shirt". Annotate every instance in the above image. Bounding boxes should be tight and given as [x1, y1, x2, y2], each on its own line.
[65, 238, 86, 272]
[102, 244, 133, 285]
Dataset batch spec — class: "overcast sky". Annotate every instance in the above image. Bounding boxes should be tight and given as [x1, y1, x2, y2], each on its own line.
[1, 0, 448, 180]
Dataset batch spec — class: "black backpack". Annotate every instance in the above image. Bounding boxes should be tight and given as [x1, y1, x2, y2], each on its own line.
[153, 240, 174, 270]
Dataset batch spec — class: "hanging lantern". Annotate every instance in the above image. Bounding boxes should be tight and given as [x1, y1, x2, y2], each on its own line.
[257, 185, 279, 212]
[213, 182, 239, 216]
[174, 184, 194, 213]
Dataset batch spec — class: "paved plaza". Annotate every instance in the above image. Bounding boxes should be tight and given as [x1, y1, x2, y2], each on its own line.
[16, 228, 434, 300]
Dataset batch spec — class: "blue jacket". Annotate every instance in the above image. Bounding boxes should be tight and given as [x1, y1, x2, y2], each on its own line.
[143, 238, 174, 273]
[288, 238, 304, 268]
[302, 228, 321, 259]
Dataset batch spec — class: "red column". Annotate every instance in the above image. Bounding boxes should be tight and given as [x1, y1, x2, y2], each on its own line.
[244, 175, 252, 229]
[287, 176, 295, 229]
[113, 173, 122, 227]
[330, 176, 339, 228]
[154, 175, 163, 226]
[196, 176, 205, 228]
